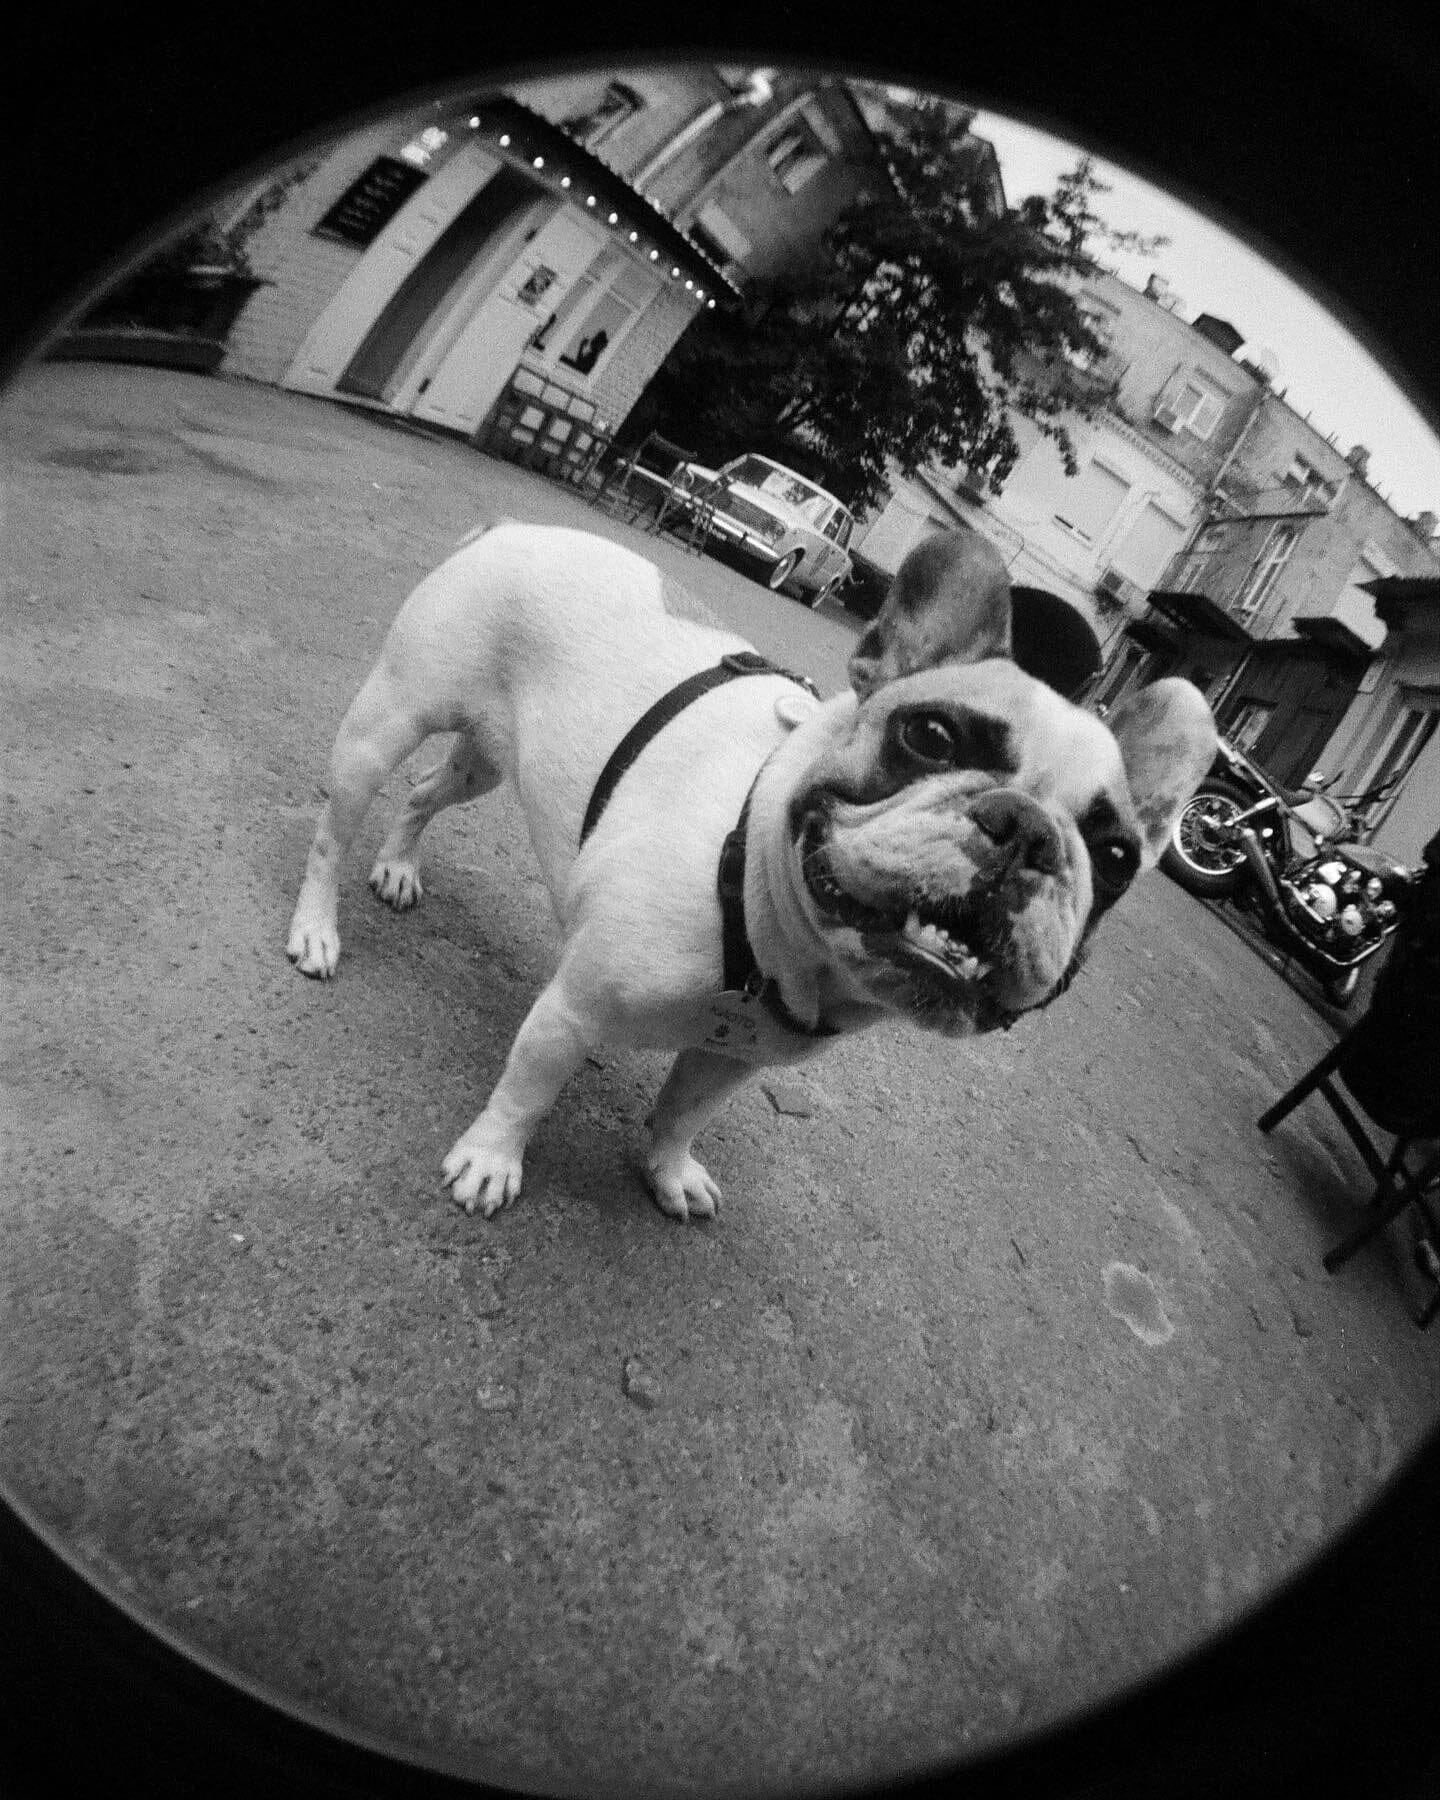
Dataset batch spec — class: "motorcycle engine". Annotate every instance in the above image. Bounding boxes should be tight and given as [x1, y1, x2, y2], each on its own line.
[1284, 853, 1398, 952]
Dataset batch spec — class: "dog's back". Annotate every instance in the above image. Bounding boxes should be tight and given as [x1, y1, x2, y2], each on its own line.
[377, 523, 757, 883]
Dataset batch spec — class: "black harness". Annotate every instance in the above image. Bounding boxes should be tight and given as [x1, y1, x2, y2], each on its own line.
[579, 651, 838, 1039]
[579, 652, 1087, 1039]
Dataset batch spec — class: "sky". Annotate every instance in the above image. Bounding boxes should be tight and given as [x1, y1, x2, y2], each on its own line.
[970, 108, 1440, 524]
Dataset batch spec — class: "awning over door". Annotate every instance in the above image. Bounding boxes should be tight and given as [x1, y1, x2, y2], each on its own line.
[469, 96, 740, 303]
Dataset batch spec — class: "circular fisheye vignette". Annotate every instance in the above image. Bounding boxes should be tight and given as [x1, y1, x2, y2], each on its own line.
[6, 42, 1440, 1800]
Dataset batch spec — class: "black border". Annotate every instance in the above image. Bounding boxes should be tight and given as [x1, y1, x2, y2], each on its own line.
[6, 6, 1440, 1796]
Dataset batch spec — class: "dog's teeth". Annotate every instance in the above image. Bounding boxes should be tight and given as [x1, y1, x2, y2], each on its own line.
[902, 910, 989, 982]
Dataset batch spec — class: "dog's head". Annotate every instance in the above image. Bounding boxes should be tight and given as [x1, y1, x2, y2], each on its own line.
[764, 529, 1216, 1035]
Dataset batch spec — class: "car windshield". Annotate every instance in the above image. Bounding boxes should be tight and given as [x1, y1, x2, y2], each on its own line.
[723, 457, 833, 527]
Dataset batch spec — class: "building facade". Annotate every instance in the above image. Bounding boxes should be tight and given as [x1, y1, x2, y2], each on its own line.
[1150, 401, 1440, 792]
[215, 68, 887, 449]
[854, 259, 1440, 854]
[851, 271, 1264, 660]
[1325, 579, 1440, 861]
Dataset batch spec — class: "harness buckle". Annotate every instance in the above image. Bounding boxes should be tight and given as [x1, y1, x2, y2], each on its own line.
[719, 650, 821, 700]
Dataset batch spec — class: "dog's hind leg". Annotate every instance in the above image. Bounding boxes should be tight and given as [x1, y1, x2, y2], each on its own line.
[644, 1048, 755, 1222]
[286, 665, 429, 978]
[369, 730, 501, 911]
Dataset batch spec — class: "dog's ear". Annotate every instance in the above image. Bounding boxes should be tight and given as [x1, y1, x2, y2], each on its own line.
[848, 531, 1013, 700]
[1106, 679, 1219, 867]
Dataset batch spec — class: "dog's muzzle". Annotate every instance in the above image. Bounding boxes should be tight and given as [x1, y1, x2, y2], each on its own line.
[796, 796, 1076, 1028]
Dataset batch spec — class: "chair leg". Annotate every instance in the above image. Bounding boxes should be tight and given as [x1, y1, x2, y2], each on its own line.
[1257, 1032, 1353, 1132]
[1322, 1159, 1420, 1271]
[1322, 1081, 1393, 1184]
[1407, 1148, 1440, 1327]
[1322, 1140, 1440, 1275]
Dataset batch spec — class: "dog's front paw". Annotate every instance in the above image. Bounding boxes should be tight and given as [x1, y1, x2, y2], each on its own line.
[644, 1151, 722, 1224]
[286, 913, 340, 978]
[369, 858, 423, 910]
[443, 1128, 524, 1217]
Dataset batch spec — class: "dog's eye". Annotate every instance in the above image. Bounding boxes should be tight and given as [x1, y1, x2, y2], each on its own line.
[1092, 836, 1140, 892]
[897, 712, 959, 767]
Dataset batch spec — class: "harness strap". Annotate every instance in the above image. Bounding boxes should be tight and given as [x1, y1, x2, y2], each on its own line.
[579, 651, 817, 846]
[579, 650, 834, 1039]
[718, 785, 840, 1040]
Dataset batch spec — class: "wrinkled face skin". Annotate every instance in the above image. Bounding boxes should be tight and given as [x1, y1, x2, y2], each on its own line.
[784, 661, 1146, 1035]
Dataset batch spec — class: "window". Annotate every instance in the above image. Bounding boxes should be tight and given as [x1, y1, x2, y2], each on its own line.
[1228, 700, 1275, 754]
[530, 249, 617, 355]
[1175, 376, 1225, 438]
[1053, 460, 1130, 545]
[765, 116, 830, 194]
[1157, 371, 1228, 439]
[1109, 500, 1190, 589]
[688, 202, 751, 268]
[312, 156, 429, 247]
[1176, 557, 1207, 593]
[724, 457, 834, 526]
[822, 507, 854, 547]
[533, 251, 658, 380]
[1283, 453, 1339, 507]
[1361, 707, 1440, 828]
[560, 82, 642, 148]
[1173, 522, 1225, 593]
[1236, 522, 1298, 616]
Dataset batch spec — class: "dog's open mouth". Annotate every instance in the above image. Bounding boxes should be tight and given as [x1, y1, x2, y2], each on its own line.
[798, 812, 995, 990]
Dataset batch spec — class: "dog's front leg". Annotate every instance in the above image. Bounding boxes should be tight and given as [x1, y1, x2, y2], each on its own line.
[645, 1048, 756, 1223]
[442, 975, 594, 1217]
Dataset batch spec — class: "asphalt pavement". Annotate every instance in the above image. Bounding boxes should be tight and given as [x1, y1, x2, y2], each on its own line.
[5, 360, 1440, 1798]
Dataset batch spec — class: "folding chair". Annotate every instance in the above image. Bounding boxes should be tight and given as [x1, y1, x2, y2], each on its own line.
[648, 470, 724, 555]
[1258, 845, 1440, 1326]
[589, 432, 695, 526]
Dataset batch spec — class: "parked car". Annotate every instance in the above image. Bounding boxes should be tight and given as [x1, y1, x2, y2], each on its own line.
[670, 454, 855, 605]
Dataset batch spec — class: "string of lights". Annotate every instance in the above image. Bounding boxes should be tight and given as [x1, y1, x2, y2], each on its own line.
[461, 97, 735, 309]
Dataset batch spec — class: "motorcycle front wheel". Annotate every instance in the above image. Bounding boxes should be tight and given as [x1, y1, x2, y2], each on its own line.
[1160, 778, 1252, 897]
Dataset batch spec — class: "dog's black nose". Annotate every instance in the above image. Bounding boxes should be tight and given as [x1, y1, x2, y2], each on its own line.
[968, 791, 1063, 876]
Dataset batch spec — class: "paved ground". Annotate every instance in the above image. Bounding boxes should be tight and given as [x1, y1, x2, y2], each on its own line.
[5, 361, 1440, 1798]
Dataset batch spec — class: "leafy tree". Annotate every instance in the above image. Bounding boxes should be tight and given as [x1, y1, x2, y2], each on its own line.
[627, 95, 1165, 512]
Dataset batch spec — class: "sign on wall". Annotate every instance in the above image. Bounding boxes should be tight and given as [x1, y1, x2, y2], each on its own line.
[313, 157, 430, 248]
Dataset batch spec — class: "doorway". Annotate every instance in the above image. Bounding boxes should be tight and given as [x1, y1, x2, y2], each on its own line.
[335, 163, 543, 401]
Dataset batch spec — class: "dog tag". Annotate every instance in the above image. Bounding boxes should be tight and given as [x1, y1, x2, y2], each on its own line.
[701, 989, 765, 1054]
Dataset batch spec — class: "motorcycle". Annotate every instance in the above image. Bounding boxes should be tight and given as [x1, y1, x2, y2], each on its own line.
[1160, 739, 1413, 1007]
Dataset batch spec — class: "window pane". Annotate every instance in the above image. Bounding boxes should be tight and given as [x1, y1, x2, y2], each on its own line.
[1053, 461, 1130, 541]
[1110, 501, 1189, 587]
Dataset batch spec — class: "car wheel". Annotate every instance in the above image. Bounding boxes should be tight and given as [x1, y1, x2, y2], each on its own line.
[767, 550, 802, 594]
[809, 574, 843, 609]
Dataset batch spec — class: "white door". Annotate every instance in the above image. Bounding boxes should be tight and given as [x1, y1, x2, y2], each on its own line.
[409, 211, 605, 433]
[283, 144, 502, 394]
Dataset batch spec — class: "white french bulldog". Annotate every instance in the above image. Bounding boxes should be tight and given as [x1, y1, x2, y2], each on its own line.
[287, 521, 1216, 1222]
